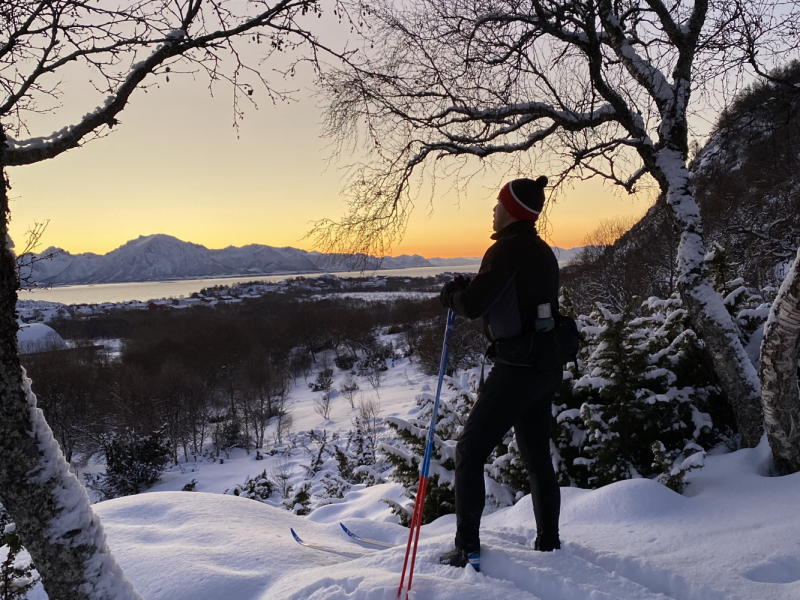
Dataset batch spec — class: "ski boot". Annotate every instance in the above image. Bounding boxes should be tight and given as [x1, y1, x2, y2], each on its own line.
[439, 547, 480, 572]
[532, 534, 561, 552]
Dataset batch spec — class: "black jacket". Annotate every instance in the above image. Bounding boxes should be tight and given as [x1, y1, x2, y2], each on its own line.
[442, 220, 560, 365]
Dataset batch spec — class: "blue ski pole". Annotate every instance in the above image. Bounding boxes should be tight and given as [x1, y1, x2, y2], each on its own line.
[398, 309, 455, 598]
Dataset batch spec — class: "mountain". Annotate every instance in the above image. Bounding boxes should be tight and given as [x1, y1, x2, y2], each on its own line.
[551, 247, 583, 263]
[18, 234, 585, 286]
[212, 244, 319, 274]
[16, 235, 442, 286]
[305, 252, 432, 271]
[427, 257, 483, 267]
[86, 235, 234, 283]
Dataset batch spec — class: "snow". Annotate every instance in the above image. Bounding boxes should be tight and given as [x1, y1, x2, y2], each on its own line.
[84, 435, 798, 600]
[20, 341, 790, 600]
[16, 323, 66, 354]
[15, 333, 798, 600]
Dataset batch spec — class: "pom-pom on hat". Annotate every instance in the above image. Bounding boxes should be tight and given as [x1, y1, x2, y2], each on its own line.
[498, 177, 548, 221]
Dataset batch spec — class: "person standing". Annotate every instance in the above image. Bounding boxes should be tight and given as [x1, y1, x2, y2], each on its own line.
[438, 176, 563, 572]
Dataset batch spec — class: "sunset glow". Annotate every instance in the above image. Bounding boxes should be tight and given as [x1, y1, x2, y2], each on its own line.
[7, 56, 650, 260]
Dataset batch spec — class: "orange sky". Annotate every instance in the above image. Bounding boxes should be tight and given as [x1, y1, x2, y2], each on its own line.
[6, 27, 652, 259]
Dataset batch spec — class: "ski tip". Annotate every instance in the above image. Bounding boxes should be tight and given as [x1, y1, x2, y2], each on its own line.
[340, 523, 357, 539]
[290, 528, 303, 544]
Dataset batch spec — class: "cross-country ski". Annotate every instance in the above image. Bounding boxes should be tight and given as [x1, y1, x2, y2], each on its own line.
[289, 528, 362, 559]
[339, 523, 397, 548]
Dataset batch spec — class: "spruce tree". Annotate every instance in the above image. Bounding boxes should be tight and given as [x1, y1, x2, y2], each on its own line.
[382, 373, 481, 525]
[552, 296, 723, 490]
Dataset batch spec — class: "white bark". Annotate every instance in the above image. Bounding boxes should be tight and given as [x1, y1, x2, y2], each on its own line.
[0, 160, 142, 600]
[657, 149, 764, 448]
[760, 246, 800, 474]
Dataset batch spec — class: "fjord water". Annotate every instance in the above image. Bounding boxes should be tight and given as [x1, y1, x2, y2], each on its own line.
[18, 265, 482, 305]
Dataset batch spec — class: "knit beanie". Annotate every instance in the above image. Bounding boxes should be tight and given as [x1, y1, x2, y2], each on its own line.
[498, 177, 548, 221]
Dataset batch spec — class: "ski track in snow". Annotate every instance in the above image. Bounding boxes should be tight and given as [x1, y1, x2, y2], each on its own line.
[24, 339, 798, 600]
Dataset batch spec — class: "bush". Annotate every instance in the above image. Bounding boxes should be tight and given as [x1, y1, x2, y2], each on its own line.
[382, 373, 480, 525]
[334, 354, 356, 371]
[309, 368, 334, 393]
[232, 470, 274, 501]
[550, 296, 724, 489]
[86, 429, 171, 498]
[1, 522, 37, 600]
[340, 373, 359, 408]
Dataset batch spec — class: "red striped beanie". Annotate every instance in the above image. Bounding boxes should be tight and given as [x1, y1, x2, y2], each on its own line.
[498, 177, 548, 221]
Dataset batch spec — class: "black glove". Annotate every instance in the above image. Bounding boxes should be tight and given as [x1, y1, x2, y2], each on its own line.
[440, 280, 461, 307]
[454, 274, 472, 290]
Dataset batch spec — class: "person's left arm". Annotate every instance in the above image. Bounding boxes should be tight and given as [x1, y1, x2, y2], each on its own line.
[440, 240, 515, 319]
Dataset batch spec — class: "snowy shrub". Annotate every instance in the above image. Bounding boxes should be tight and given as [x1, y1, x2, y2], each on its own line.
[551, 296, 724, 489]
[302, 430, 337, 476]
[340, 373, 359, 408]
[309, 368, 334, 393]
[270, 426, 387, 513]
[232, 470, 275, 501]
[336, 407, 383, 486]
[314, 393, 333, 420]
[382, 373, 488, 525]
[705, 242, 776, 352]
[1, 522, 37, 600]
[288, 483, 312, 515]
[86, 428, 171, 498]
[271, 461, 294, 499]
[356, 353, 388, 377]
[651, 441, 706, 494]
[334, 354, 356, 371]
[485, 431, 548, 506]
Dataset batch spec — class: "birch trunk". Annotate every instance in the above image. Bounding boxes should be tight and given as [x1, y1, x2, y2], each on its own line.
[0, 150, 142, 600]
[657, 149, 765, 448]
[760, 247, 800, 474]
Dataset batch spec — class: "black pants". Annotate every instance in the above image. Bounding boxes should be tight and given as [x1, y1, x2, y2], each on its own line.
[454, 362, 562, 552]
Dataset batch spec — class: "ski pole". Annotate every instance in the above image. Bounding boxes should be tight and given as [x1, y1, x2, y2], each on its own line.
[397, 309, 455, 599]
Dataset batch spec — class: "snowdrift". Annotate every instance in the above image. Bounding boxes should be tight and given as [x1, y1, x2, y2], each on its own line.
[89, 439, 798, 600]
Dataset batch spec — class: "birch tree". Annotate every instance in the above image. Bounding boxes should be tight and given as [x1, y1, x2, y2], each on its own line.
[760, 248, 800, 474]
[0, 1, 335, 598]
[314, 0, 800, 448]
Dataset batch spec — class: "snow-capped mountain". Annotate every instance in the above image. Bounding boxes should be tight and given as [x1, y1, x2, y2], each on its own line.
[211, 244, 319, 275]
[551, 246, 583, 263]
[86, 235, 234, 283]
[307, 252, 433, 271]
[18, 234, 581, 286]
[17, 235, 438, 286]
[427, 256, 484, 267]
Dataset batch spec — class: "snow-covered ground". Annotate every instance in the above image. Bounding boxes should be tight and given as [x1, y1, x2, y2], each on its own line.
[16, 323, 67, 354]
[91, 439, 798, 600]
[27, 346, 800, 600]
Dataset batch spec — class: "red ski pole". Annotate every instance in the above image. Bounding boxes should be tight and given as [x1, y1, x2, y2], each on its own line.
[397, 310, 455, 598]
[396, 474, 426, 597]
[405, 476, 429, 596]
